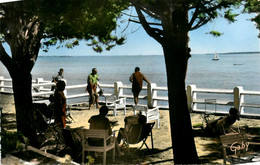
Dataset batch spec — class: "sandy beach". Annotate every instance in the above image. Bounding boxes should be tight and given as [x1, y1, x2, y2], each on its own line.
[1, 94, 260, 164]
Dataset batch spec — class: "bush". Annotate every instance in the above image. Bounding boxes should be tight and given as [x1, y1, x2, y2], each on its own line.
[1, 129, 23, 157]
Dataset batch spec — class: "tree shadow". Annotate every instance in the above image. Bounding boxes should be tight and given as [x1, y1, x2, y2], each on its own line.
[194, 125, 260, 164]
[114, 147, 173, 164]
[198, 140, 223, 164]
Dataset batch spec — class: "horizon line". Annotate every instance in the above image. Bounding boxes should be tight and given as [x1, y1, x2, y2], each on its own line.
[39, 51, 260, 57]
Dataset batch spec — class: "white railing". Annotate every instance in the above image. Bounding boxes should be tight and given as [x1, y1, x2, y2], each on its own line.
[1, 76, 260, 118]
[187, 85, 260, 118]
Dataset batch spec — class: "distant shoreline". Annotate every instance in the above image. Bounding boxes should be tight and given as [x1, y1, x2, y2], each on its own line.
[204, 51, 260, 55]
[38, 51, 260, 57]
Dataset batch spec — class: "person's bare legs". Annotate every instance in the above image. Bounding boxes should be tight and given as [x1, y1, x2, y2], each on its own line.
[94, 92, 100, 108]
[133, 92, 140, 105]
[89, 90, 94, 110]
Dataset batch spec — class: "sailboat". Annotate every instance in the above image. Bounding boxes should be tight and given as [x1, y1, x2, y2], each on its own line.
[212, 52, 219, 61]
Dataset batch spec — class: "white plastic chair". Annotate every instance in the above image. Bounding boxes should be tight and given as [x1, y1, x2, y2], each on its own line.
[105, 95, 126, 116]
[133, 105, 160, 128]
[80, 129, 116, 165]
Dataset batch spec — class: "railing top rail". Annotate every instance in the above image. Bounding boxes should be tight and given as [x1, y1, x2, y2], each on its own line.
[154, 86, 168, 90]
[120, 85, 149, 90]
[32, 91, 54, 96]
[66, 84, 86, 89]
[32, 82, 55, 87]
[0, 78, 12, 82]
[121, 85, 132, 89]
[100, 84, 114, 88]
[0, 85, 12, 88]
[65, 83, 114, 90]
[193, 88, 233, 94]
[242, 90, 260, 96]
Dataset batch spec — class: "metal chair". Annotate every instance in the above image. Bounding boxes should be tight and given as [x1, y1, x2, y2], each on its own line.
[133, 105, 160, 128]
[33, 103, 63, 149]
[105, 95, 126, 116]
[201, 99, 217, 129]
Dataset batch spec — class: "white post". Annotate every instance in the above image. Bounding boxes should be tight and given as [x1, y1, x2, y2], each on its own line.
[0, 76, 4, 92]
[147, 83, 157, 108]
[114, 81, 123, 99]
[187, 85, 197, 112]
[35, 78, 44, 92]
[63, 79, 67, 97]
[234, 86, 244, 115]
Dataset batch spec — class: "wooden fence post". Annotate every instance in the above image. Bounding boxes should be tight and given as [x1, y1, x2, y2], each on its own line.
[187, 84, 197, 112]
[234, 86, 244, 115]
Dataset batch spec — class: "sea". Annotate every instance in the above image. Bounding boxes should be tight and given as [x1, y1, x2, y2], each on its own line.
[1, 53, 260, 114]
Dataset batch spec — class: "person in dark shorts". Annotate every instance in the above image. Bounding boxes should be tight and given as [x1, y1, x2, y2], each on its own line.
[130, 67, 150, 105]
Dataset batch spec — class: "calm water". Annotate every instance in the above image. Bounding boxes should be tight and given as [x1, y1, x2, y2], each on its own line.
[2, 53, 260, 89]
[1, 53, 260, 113]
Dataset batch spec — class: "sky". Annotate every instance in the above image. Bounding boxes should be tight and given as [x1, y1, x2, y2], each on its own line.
[2, 4, 260, 56]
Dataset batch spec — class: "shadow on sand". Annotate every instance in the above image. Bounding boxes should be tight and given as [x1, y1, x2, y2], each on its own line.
[2, 113, 17, 131]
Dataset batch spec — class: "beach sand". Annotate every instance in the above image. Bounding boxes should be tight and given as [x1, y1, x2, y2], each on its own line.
[1, 94, 260, 164]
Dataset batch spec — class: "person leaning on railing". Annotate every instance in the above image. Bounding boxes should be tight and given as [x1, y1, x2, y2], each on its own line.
[129, 67, 151, 105]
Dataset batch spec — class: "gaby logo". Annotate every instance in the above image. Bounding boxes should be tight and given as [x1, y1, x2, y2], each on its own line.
[230, 141, 250, 155]
[0, 0, 22, 3]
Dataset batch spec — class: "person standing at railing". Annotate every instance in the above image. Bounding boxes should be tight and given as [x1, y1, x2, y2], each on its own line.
[51, 68, 64, 91]
[130, 67, 151, 105]
[54, 80, 67, 129]
[86, 68, 100, 110]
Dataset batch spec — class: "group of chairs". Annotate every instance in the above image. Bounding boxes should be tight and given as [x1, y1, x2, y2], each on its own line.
[105, 94, 160, 128]
[34, 95, 160, 165]
[200, 99, 260, 164]
[61, 121, 155, 164]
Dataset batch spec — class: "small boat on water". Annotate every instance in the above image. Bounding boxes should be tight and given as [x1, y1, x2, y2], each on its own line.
[212, 52, 219, 61]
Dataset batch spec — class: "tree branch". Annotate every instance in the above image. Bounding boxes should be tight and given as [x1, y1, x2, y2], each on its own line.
[134, 6, 163, 44]
[188, 1, 202, 29]
[130, 0, 161, 20]
[122, 12, 139, 18]
[189, 1, 233, 30]
[129, 19, 162, 26]
[190, 17, 210, 30]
